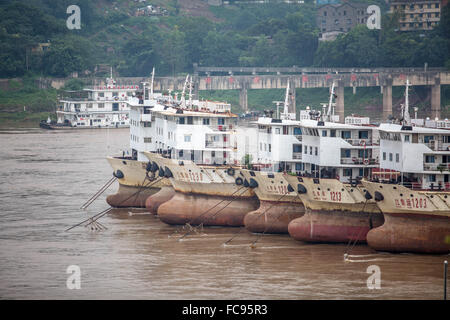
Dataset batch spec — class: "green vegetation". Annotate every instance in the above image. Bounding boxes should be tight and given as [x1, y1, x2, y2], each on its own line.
[0, 0, 449, 126]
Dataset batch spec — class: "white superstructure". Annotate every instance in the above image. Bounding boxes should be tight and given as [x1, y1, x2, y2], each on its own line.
[57, 75, 136, 128]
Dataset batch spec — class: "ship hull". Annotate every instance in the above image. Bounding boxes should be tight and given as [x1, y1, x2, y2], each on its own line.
[106, 183, 159, 208]
[244, 200, 305, 234]
[362, 180, 450, 254]
[288, 207, 384, 243]
[145, 186, 176, 214]
[157, 192, 259, 227]
[367, 212, 450, 254]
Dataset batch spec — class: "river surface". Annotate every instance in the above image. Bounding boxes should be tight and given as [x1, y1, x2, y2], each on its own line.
[0, 128, 448, 300]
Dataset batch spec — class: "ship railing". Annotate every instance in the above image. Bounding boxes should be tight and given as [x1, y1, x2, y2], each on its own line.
[423, 163, 450, 172]
[205, 141, 231, 148]
[208, 125, 231, 132]
[292, 152, 302, 160]
[345, 139, 373, 146]
[341, 157, 378, 165]
[425, 142, 450, 151]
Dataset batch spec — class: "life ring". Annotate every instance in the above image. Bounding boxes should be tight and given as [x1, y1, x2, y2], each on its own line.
[227, 167, 235, 176]
[146, 170, 156, 181]
[363, 159, 369, 165]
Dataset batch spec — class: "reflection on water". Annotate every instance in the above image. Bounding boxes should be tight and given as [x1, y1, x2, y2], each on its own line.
[0, 128, 448, 300]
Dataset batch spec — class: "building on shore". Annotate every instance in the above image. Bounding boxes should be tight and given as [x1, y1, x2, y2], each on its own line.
[389, 0, 444, 31]
[316, 1, 370, 41]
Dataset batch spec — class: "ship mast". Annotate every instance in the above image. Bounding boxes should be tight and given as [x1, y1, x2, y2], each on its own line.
[403, 79, 411, 126]
[188, 75, 193, 108]
[326, 81, 336, 122]
[181, 74, 189, 109]
[150, 67, 155, 99]
[281, 81, 290, 120]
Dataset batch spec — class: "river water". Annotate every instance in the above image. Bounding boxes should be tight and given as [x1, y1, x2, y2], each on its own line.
[0, 128, 448, 300]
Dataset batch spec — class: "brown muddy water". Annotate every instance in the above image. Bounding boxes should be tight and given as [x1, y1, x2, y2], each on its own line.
[0, 128, 448, 300]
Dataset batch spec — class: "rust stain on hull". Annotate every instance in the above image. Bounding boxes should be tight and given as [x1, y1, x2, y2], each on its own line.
[367, 212, 450, 254]
[157, 192, 259, 227]
[107, 184, 160, 208]
[244, 200, 305, 234]
[288, 209, 384, 243]
[145, 186, 176, 214]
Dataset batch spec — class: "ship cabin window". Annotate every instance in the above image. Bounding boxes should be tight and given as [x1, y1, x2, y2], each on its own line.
[310, 146, 313, 155]
[396, 153, 400, 163]
[218, 118, 225, 125]
[98, 103, 104, 108]
[144, 137, 152, 143]
[143, 122, 151, 128]
[187, 116, 193, 125]
[404, 135, 410, 142]
[445, 175, 449, 183]
[268, 144, 271, 152]
[442, 135, 450, 143]
[293, 145, 302, 153]
[113, 92, 118, 97]
[330, 129, 336, 137]
[341, 149, 351, 158]
[428, 174, 436, 182]
[424, 136, 434, 143]
[443, 155, 449, 163]
[178, 117, 185, 124]
[358, 131, 368, 139]
[315, 147, 318, 156]
[112, 103, 119, 111]
[296, 163, 302, 171]
[293, 127, 302, 135]
[383, 152, 386, 161]
[203, 118, 210, 125]
[184, 135, 191, 142]
[275, 128, 281, 135]
[343, 169, 352, 177]
[359, 150, 369, 158]
[341, 131, 351, 139]
[322, 130, 327, 137]
[425, 155, 435, 163]
[389, 153, 393, 161]
[143, 107, 152, 114]
[282, 126, 288, 135]
[179, 150, 183, 158]
[98, 92, 104, 97]
[304, 145, 308, 154]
